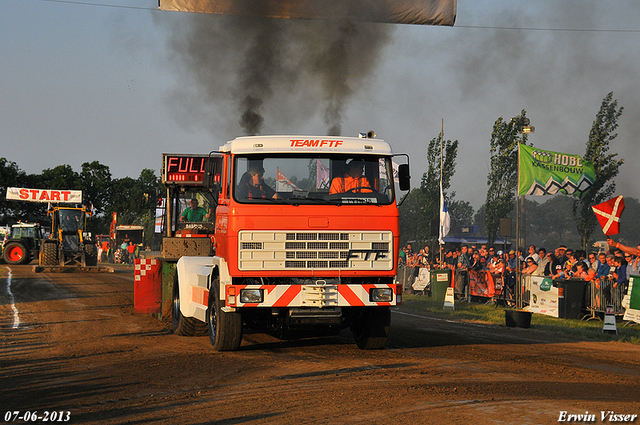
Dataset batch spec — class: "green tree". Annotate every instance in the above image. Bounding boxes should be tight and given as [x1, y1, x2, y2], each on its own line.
[0, 158, 28, 222]
[399, 188, 429, 245]
[38, 165, 80, 190]
[485, 110, 531, 245]
[572, 92, 625, 250]
[448, 199, 474, 231]
[108, 169, 162, 230]
[525, 196, 581, 250]
[80, 161, 112, 215]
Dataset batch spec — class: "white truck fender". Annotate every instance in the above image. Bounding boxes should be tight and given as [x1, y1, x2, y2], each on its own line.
[176, 256, 230, 320]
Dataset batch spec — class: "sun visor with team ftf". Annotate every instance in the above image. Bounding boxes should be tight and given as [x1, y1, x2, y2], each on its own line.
[158, 0, 457, 26]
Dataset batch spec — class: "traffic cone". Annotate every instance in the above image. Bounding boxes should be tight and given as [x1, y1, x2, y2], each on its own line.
[602, 305, 618, 335]
[444, 286, 455, 311]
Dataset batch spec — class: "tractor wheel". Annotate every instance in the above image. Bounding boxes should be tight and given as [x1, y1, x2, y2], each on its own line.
[172, 272, 208, 336]
[351, 307, 390, 350]
[40, 242, 59, 266]
[3, 242, 29, 265]
[207, 278, 243, 351]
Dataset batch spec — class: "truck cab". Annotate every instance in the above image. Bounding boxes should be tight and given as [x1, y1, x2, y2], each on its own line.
[173, 134, 410, 350]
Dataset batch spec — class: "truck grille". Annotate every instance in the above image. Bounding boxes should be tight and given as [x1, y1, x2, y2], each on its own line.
[238, 231, 393, 271]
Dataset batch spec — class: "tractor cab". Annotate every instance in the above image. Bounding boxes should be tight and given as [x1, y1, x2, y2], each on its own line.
[1, 222, 43, 265]
[40, 206, 97, 267]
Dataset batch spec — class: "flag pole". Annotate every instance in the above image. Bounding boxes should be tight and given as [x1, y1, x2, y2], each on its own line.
[516, 142, 524, 309]
[439, 118, 444, 266]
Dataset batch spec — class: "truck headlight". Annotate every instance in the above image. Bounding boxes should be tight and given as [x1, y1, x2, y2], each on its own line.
[240, 289, 263, 304]
[369, 288, 393, 303]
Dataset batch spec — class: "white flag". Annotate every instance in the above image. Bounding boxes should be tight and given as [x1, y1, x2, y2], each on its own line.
[439, 183, 450, 245]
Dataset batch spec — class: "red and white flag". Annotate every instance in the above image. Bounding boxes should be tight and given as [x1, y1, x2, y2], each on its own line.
[276, 168, 301, 192]
[591, 195, 625, 236]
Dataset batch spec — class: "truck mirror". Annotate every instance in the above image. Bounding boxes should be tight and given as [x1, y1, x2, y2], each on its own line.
[398, 164, 410, 191]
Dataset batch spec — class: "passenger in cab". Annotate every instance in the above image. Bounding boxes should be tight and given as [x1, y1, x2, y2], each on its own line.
[329, 159, 373, 194]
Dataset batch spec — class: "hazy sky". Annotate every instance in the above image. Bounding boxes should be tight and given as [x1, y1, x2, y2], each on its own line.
[2, 0, 639, 209]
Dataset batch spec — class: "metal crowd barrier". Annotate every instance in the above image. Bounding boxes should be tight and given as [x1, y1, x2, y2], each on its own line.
[399, 266, 629, 320]
[584, 277, 626, 318]
[396, 265, 414, 292]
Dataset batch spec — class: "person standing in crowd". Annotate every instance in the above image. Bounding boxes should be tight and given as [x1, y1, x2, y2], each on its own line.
[488, 254, 503, 274]
[422, 245, 432, 265]
[470, 250, 483, 271]
[551, 264, 565, 280]
[613, 255, 628, 294]
[525, 245, 539, 264]
[576, 250, 589, 269]
[406, 244, 414, 257]
[587, 252, 600, 271]
[595, 252, 610, 279]
[120, 240, 128, 264]
[565, 251, 580, 272]
[127, 242, 136, 264]
[522, 257, 538, 274]
[534, 248, 549, 276]
[455, 245, 471, 300]
[398, 247, 406, 266]
[626, 251, 640, 282]
[556, 245, 568, 265]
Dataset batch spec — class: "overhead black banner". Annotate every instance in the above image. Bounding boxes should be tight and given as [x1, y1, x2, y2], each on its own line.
[158, 0, 457, 26]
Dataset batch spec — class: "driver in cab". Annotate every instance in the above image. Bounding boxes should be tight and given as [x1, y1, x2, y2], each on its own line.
[237, 163, 278, 200]
[329, 158, 373, 194]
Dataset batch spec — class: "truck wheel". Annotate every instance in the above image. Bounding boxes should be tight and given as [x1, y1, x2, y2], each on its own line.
[172, 273, 208, 336]
[208, 278, 243, 351]
[351, 307, 390, 350]
[40, 242, 58, 266]
[3, 242, 29, 265]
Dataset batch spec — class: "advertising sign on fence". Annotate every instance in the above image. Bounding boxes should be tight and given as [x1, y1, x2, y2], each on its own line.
[527, 276, 559, 317]
[622, 275, 640, 324]
[469, 270, 497, 298]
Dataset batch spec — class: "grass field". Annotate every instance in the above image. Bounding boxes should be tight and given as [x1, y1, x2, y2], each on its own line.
[400, 294, 640, 344]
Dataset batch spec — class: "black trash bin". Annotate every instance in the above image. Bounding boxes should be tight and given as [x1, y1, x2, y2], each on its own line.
[557, 279, 587, 319]
[430, 269, 452, 302]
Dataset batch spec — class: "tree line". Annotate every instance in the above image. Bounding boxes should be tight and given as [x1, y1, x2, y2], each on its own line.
[0, 160, 162, 247]
[1, 93, 628, 253]
[401, 92, 627, 251]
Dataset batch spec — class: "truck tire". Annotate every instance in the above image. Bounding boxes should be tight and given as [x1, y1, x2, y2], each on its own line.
[172, 273, 208, 336]
[208, 278, 243, 351]
[85, 244, 98, 266]
[3, 242, 29, 265]
[351, 307, 390, 350]
[40, 242, 58, 266]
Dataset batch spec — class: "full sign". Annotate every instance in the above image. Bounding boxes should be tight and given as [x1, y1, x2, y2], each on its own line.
[162, 154, 222, 185]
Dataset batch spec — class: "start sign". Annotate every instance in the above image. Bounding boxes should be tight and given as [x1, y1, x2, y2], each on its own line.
[6, 187, 82, 203]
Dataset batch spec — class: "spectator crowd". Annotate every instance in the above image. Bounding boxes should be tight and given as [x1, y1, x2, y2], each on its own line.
[399, 241, 640, 301]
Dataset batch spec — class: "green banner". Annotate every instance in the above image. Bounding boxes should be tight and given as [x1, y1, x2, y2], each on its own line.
[518, 144, 595, 198]
[623, 276, 640, 324]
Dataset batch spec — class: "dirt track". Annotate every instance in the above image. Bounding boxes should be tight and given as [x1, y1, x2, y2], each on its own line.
[1, 264, 640, 424]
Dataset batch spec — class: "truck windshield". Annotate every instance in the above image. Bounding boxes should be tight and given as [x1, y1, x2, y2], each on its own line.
[233, 155, 395, 205]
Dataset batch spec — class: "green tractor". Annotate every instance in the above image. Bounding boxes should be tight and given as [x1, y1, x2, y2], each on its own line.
[2, 222, 44, 265]
[39, 206, 97, 267]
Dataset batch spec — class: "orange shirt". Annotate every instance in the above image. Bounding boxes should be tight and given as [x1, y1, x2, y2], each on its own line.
[329, 175, 372, 194]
